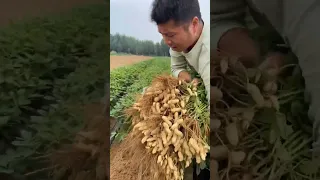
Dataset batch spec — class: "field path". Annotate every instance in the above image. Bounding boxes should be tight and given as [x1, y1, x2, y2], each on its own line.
[110, 55, 153, 70]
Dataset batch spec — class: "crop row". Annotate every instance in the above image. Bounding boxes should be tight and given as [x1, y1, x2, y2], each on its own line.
[110, 60, 154, 109]
[0, 4, 108, 178]
[110, 58, 171, 140]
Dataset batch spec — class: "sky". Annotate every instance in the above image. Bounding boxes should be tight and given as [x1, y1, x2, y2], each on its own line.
[110, 0, 210, 43]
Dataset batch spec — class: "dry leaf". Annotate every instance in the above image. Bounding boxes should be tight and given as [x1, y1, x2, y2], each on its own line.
[263, 81, 278, 94]
[228, 107, 246, 116]
[264, 99, 273, 108]
[220, 57, 229, 74]
[241, 120, 250, 130]
[211, 86, 223, 101]
[260, 68, 279, 81]
[246, 83, 264, 108]
[231, 116, 240, 122]
[210, 159, 220, 180]
[270, 82, 278, 94]
[211, 145, 229, 160]
[229, 56, 239, 66]
[254, 70, 262, 83]
[269, 95, 280, 111]
[247, 68, 257, 79]
[242, 108, 255, 122]
[263, 81, 273, 92]
[242, 173, 253, 180]
[211, 119, 221, 130]
[226, 122, 239, 146]
[230, 151, 246, 165]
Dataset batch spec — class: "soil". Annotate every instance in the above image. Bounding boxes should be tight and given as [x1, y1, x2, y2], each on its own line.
[110, 55, 153, 70]
[110, 137, 145, 180]
[0, 0, 104, 26]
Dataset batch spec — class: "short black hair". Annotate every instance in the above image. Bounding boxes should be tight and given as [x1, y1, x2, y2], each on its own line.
[151, 0, 202, 25]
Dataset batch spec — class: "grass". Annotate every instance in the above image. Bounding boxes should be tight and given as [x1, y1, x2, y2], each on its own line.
[0, 3, 108, 179]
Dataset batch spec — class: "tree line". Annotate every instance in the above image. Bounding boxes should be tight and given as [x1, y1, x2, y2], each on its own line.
[110, 34, 170, 56]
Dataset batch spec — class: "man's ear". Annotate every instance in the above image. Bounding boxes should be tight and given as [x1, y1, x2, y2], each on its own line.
[191, 17, 199, 32]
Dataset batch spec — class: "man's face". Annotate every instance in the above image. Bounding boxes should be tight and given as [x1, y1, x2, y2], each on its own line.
[157, 19, 198, 52]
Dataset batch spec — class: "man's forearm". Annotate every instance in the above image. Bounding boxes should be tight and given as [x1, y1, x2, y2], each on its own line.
[170, 49, 188, 78]
[281, 0, 320, 148]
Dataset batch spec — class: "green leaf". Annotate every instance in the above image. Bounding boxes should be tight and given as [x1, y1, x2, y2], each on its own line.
[0, 166, 14, 174]
[30, 116, 43, 123]
[17, 89, 25, 95]
[276, 144, 291, 161]
[0, 116, 10, 127]
[29, 94, 43, 98]
[291, 101, 303, 116]
[5, 76, 19, 86]
[255, 108, 276, 124]
[11, 141, 28, 147]
[18, 97, 31, 106]
[44, 96, 55, 100]
[269, 128, 278, 144]
[0, 75, 4, 84]
[37, 109, 47, 116]
[275, 113, 293, 139]
[199, 161, 207, 170]
[20, 130, 32, 139]
[15, 147, 35, 158]
[298, 158, 320, 175]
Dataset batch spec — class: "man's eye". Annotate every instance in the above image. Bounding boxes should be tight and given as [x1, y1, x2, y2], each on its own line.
[168, 34, 175, 37]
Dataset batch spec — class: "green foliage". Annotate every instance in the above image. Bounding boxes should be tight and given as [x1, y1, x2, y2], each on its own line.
[0, 4, 108, 178]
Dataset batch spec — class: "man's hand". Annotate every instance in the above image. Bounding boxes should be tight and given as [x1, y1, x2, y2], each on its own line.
[217, 27, 260, 67]
[191, 78, 200, 87]
[178, 71, 192, 82]
[255, 52, 286, 85]
[178, 71, 199, 86]
[259, 52, 286, 75]
[214, 27, 286, 75]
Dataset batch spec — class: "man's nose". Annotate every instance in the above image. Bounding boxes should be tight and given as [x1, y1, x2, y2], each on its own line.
[164, 37, 172, 46]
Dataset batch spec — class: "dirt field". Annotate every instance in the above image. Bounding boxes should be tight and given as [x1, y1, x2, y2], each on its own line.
[110, 55, 153, 70]
[0, 0, 104, 26]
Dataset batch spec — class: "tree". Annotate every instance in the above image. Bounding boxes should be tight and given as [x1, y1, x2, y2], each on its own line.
[110, 34, 169, 56]
[160, 39, 170, 56]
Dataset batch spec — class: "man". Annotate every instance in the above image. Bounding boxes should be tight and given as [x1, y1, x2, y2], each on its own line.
[150, 0, 210, 102]
[211, 0, 320, 153]
[150, 0, 210, 179]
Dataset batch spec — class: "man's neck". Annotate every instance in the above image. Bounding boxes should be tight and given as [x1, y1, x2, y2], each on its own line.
[184, 21, 204, 53]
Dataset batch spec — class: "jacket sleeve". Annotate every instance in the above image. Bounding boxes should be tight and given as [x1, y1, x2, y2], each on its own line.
[170, 48, 188, 77]
[200, 52, 211, 104]
[211, 0, 247, 49]
[280, 0, 320, 150]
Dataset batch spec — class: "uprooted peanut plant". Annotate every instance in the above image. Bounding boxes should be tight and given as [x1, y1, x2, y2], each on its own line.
[111, 75, 210, 180]
[211, 56, 320, 180]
